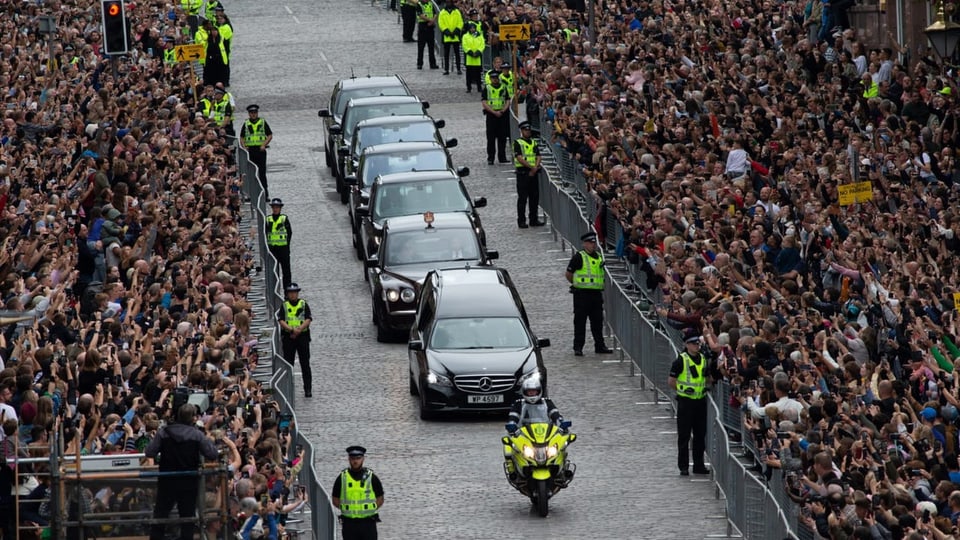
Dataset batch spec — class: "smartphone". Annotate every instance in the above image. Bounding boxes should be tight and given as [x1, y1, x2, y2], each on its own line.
[260, 493, 268, 506]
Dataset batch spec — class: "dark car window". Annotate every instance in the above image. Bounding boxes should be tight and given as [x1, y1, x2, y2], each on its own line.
[334, 86, 409, 118]
[344, 103, 426, 139]
[384, 229, 479, 265]
[374, 180, 470, 220]
[361, 150, 449, 187]
[431, 317, 530, 349]
[357, 122, 437, 149]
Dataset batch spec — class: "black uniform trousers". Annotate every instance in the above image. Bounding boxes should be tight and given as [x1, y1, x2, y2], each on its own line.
[417, 27, 437, 68]
[465, 65, 483, 92]
[247, 146, 268, 195]
[676, 396, 708, 472]
[149, 480, 199, 540]
[485, 112, 509, 163]
[341, 517, 378, 540]
[572, 289, 606, 352]
[269, 244, 292, 289]
[282, 333, 312, 394]
[442, 41, 461, 72]
[401, 5, 417, 40]
[515, 167, 540, 224]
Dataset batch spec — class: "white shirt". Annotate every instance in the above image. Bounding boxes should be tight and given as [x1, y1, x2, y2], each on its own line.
[725, 148, 749, 175]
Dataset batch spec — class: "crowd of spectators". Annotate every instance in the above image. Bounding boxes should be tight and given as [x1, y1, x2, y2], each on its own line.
[0, 0, 304, 539]
[472, 0, 960, 538]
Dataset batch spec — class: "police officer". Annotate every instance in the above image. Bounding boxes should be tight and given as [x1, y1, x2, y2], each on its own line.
[437, 0, 463, 75]
[667, 329, 718, 476]
[181, 0, 202, 35]
[400, 0, 417, 42]
[211, 87, 234, 140]
[277, 283, 313, 397]
[332, 446, 384, 540]
[481, 71, 510, 165]
[513, 121, 542, 228]
[504, 377, 563, 480]
[461, 19, 485, 93]
[266, 198, 292, 288]
[240, 104, 272, 194]
[415, 0, 439, 70]
[564, 232, 613, 356]
[145, 404, 219, 540]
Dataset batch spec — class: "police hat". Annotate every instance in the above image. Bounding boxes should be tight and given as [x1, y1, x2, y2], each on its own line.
[269, 197, 284, 207]
[285, 283, 301, 293]
[214, 87, 225, 94]
[580, 232, 597, 242]
[246, 104, 260, 113]
[518, 121, 532, 130]
[468, 8, 478, 14]
[500, 63, 511, 70]
[213, 5, 225, 11]
[488, 70, 500, 78]
[683, 328, 701, 343]
[346, 446, 366, 457]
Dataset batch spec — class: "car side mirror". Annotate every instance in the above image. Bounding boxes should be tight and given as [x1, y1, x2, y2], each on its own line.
[445, 138, 458, 148]
[421, 101, 430, 109]
[456, 166, 470, 178]
[473, 197, 487, 208]
[318, 109, 331, 118]
[364, 256, 379, 268]
[485, 250, 499, 261]
[345, 174, 358, 186]
[356, 205, 369, 217]
[408, 340, 424, 351]
[537, 338, 551, 348]
[329, 124, 342, 135]
[337, 146, 350, 157]
[434, 119, 446, 129]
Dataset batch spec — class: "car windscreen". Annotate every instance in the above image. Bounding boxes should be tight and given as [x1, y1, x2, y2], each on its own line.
[430, 317, 531, 349]
[344, 103, 425, 139]
[373, 180, 470, 220]
[334, 86, 409, 118]
[356, 122, 437, 151]
[383, 228, 479, 266]
[361, 149, 449, 187]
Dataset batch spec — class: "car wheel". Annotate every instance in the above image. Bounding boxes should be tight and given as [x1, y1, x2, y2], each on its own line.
[409, 369, 418, 395]
[418, 387, 434, 420]
[325, 139, 334, 168]
[340, 189, 349, 204]
[335, 175, 343, 194]
[375, 318, 390, 343]
[354, 235, 365, 261]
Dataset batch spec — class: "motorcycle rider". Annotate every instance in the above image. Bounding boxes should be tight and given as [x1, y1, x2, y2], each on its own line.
[504, 377, 564, 481]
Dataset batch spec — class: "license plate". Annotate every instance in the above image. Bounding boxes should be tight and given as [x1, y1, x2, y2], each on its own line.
[467, 394, 504, 404]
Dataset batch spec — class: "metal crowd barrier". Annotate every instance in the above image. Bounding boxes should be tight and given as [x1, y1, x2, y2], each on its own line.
[528, 110, 800, 539]
[236, 145, 338, 540]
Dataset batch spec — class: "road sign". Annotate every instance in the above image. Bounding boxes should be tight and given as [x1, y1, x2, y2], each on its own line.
[837, 181, 872, 206]
[498, 24, 531, 41]
[954, 292, 960, 312]
[173, 44, 205, 63]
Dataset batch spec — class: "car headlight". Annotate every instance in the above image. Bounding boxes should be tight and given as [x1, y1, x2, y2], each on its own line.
[522, 446, 535, 460]
[374, 236, 381, 246]
[546, 445, 558, 458]
[385, 289, 400, 302]
[400, 288, 416, 303]
[426, 370, 453, 387]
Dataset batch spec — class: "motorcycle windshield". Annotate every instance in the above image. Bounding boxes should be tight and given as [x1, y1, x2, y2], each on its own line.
[518, 402, 550, 427]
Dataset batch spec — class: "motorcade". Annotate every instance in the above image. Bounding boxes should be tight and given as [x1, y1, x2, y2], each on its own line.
[341, 115, 453, 185]
[367, 213, 497, 343]
[407, 267, 550, 419]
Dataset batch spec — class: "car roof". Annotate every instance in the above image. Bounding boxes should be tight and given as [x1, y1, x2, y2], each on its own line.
[355, 115, 436, 129]
[383, 211, 473, 233]
[345, 95, 423, 108]
[337, 75, 407, 91]
[436, 282, 521, 319]
[361, 141, 446, 155]
[374, 170, 460, 185]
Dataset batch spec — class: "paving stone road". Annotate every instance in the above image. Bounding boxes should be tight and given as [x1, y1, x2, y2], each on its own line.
[229, 1, 734, 538]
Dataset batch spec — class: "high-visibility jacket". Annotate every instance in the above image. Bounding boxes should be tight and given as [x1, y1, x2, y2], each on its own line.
[163, 48, 175, 65]
[204, 0, 223, 22]
[198, 98, 213, 119]
[267, 215, 289, 246]
[438, 8, 464, 42]
[207, 36, 228, 65]
[284, 299, 306, 328]
[484, 83, 508, 111]
[212, 95, 232, 125]
[862, 80, 879, 99]
[562, 27, 578, 42]
[181, 0, 201, 16]
[218, 23, 233, 55]
[513, 138, 537, 168]
[676, 352, 707, 399]
[462, 31, 485, 66]
[242, 118, 267, 147]
[338, 469, 378, 519]
[571, 250, 603, 290]
[194, 27, 208, 65]
[486, 70, 514, 97]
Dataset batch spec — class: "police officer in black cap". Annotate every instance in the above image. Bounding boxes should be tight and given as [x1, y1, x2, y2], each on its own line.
[668, 328, 719, 476]
[239, 104, 272, 194]
[277, 283, 313, 397]
[332, 446, 384, 540]
[266, 198, 293, 288]
[564, 232, 613, 356]
[513, 121, 542, 228]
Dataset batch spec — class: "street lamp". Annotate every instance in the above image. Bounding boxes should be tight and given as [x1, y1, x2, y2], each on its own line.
[924, 1, 960, 60]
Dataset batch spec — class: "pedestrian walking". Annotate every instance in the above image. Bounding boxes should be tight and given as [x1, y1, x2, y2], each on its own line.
[438, 0, 463, 75]
[564, 232, 614, 356]
[481, 71, 510, 164]
[332, 446, 384, 540]
[667, 329, 718, 476]
[461, 20, 485, 93]
[400, 0, 417, 41]
[266, 198, 292, 289]
[240, 104, 272, 195]
[415, 0, 439, 70]
[145, 404, 219, 540]
[277, 283, 313, 398]
[513, 121, 543, 228]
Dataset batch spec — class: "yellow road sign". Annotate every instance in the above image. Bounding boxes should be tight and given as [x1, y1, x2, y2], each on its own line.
[954, 292, 960, 312]
[173, 44, 205, 63]
[498, 24, 531, 41]
[837, 181, 872, 206]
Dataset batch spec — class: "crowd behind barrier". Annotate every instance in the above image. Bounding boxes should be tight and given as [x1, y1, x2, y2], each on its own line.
[0, 0, 335, 537]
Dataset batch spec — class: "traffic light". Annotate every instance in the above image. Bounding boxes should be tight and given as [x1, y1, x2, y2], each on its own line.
[101, 0, 128, 55]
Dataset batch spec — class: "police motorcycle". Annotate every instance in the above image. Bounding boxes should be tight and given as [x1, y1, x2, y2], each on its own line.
[501, 401, 576, 517]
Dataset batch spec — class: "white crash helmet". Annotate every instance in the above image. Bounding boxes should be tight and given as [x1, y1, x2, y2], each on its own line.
[522, 377, 542, 404]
